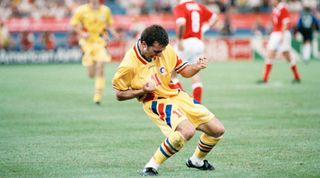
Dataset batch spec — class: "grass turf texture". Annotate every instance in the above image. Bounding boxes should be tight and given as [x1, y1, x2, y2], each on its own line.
[0, 61, 320, 177]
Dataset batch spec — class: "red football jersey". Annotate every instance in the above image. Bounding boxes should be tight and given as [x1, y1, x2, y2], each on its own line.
[174, 0, 213, 40]
[272, 2, 290, 32]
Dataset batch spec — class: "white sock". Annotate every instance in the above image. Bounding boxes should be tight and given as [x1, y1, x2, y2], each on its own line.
[302, 43, 311, 60]
[190, 153, 204, 167]
[144, 158, 159, 170]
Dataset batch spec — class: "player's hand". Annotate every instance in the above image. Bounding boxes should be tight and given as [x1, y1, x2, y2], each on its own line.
[143, 81, 156, 93]
[196, 57, 208, 70]
[177, 40, 184, 51]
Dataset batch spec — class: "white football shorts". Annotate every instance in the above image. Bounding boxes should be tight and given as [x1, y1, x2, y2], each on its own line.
[267, 30, 292, 52]
[174, 37, 205, 64]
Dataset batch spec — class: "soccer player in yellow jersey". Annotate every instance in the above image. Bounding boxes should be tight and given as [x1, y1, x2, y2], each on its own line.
[112, 25, 225, 176]
[70, 0, 118, 105]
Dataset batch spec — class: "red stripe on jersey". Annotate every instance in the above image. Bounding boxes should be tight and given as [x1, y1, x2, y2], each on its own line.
[133, 45, 147, 65]
[158, 103, 165, 120]
[154, 74, 161, 85]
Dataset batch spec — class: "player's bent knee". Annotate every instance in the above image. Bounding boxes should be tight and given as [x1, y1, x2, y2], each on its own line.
[175, 120, 196, 141]
[176, 127, 195, 141]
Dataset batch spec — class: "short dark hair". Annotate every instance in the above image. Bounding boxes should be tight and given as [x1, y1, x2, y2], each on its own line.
[140, 24, 169, 47]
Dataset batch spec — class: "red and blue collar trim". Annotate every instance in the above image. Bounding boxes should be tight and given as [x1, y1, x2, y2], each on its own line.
[133, 41, 152, 65]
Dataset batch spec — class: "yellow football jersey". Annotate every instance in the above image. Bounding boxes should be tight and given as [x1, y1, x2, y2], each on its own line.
[70, 4, 113, 43]
[112, 41, 189, 102]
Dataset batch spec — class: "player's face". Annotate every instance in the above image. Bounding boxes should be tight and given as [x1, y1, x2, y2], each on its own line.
[142, 41, 166, 58]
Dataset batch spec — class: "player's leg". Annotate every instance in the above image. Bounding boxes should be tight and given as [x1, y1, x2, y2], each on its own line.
[141, 100, 195, 175]
[302, 41, 311, 61]
[259, 32, 279, 83]
[191, 73, 202, 103]
[283, 50, 301, 82]
[261, 49, 276, 83]
[143, 120, 195, 175]
[93, 61, 105, 104]
[186, 117, 224, 170]
[188, 38, 205, 102]
[282, 31, 301, 82]
[86, 64, 96, 78]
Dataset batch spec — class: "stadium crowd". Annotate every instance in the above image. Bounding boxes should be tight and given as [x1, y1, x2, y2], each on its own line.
[0, 0, 319, 52]
[0, 0, 319, 19]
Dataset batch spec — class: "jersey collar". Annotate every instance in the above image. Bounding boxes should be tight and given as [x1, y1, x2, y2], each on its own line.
[133, 40, 152, 65]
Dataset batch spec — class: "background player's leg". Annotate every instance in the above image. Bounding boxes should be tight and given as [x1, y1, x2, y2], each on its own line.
[283, 51, 301, 82]
[86, 64, 96, 78]
[262, 50, 276, 83]
[191, 74, 202, 103]
[93, 62, 105, 104]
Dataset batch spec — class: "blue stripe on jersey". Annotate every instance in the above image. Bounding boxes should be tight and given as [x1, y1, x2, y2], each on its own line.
[193, 99, 200, 104]
[165, 138, 178, 153]
[165, 105, 172, 128]
[159, 146, 170, 158]
[151, 101, 158, 115]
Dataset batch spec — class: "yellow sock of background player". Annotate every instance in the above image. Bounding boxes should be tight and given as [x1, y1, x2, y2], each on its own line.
[144, 131, 186, 170]
[189, 133, 221, 166]
[93, 76, 105, 104]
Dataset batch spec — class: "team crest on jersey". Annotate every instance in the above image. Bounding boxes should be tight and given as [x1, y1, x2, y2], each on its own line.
[159, 67, 167, 75]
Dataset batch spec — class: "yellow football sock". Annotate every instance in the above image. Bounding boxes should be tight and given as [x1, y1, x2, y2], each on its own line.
[152, 131, 186, 165]
[194, 133, 221, 159]
[93, 76, 105, 103]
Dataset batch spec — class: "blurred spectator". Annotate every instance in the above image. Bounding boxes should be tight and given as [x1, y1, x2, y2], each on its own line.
[68, 30, 79, 48]
[128, 16, 146, 39]
[19, 31, 34, 50]
[220, 10, 234, 36]
[0, 20, 11, 50]
[287, 0, 302, 12]
[153, 0, 172, 14]
[41, 31, 56, 50]
[252, 18, 267, 36]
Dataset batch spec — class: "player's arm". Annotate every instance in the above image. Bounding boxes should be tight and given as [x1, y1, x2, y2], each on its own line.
[72, 24, 90, 39]
[179, 57, 208, 78]
[176, 17, 186, 51]
[202, 13, 218, 33]
[115, 81, 156, 101]
[280, 8, 290, 42]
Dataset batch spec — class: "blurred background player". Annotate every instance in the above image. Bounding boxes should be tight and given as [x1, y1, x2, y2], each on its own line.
[173, 0, 218, 103]
[258, 0, 301, 84]
[70, 0, 118, 105]
[295, 6, 319, 62]
[0, 20, 11, 50]
[41, 31, 56, 50]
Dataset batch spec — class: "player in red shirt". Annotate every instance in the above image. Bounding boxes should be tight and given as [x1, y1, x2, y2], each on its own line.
[259, 0, 301, 83]
[173, 0, 218, 103]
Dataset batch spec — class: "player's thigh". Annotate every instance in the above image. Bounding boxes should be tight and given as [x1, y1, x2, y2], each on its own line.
[95, 61, 105, 76]
[175, 92, 215, 128]
[267, 32, 281, 51]
[143, 99, 189, 137]
[86, 64, 96, 78]
[183, 38, 205, 64]
[279, 31, 292, 52]
[197, 117, 225, 138]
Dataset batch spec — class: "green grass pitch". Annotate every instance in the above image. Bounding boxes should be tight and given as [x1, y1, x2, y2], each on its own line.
[1, 61, 320, 177]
